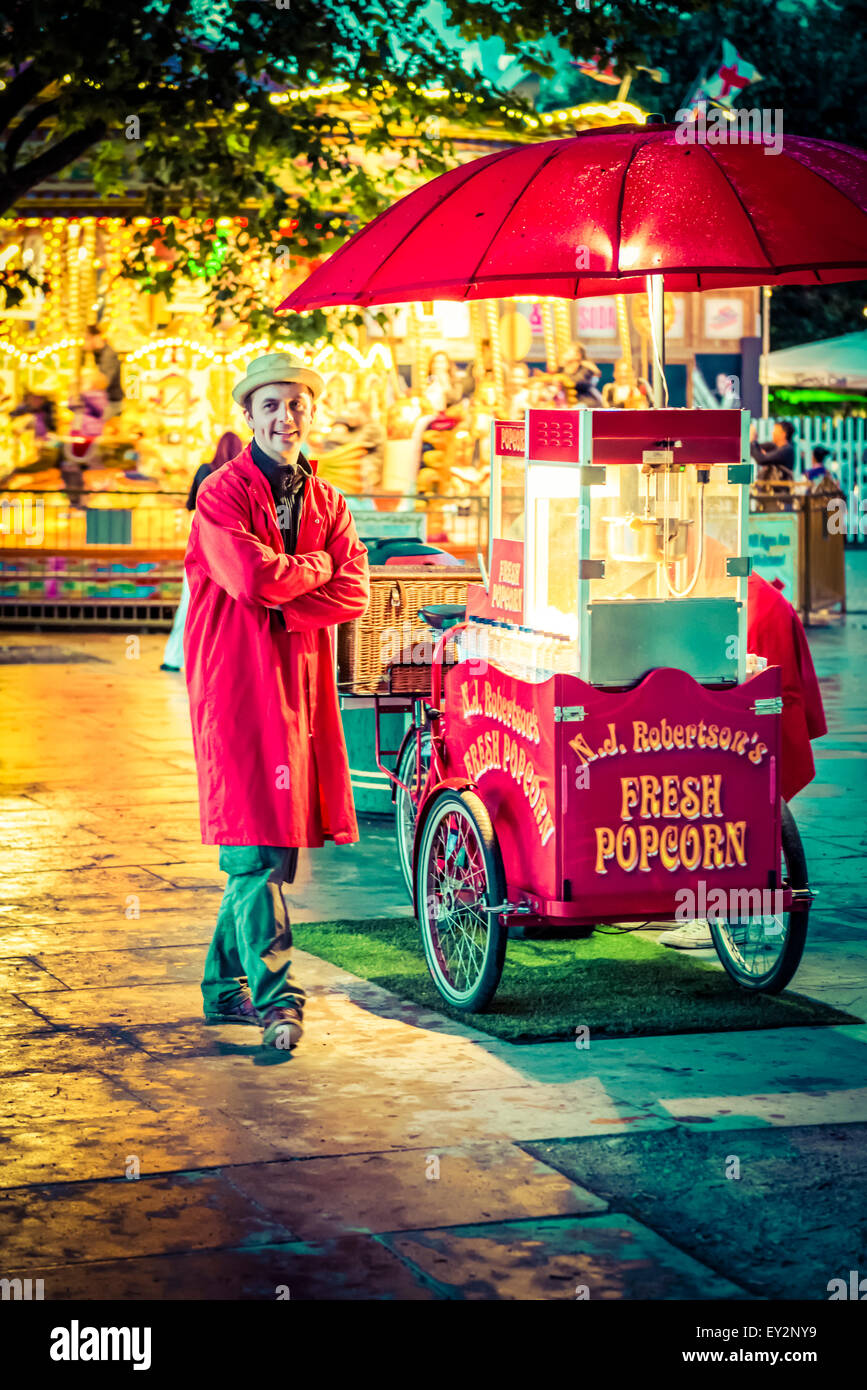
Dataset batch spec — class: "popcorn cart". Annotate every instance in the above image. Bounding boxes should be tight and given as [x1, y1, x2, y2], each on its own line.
[277, 119, 862, 1015]
[382, 407, 812, 1011]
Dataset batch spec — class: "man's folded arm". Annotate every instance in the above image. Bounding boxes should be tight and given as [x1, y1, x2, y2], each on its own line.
[281, 497, 370, 632]
[193, 475, 332, 606]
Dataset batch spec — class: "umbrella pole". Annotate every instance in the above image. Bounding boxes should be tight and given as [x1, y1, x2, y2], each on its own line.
[647, 273, 667, 408]
[761, 286, 771, 419]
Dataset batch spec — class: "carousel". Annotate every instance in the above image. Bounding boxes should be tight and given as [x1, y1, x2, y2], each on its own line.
[0, 218, 663, 617]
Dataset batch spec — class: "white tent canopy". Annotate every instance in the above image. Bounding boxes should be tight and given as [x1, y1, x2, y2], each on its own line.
[761, 331, 867, 390]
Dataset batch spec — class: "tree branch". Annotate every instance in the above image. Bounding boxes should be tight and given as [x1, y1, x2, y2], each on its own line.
[0, 118, 107, 214]
[0, 62, 51, 138]
[4, 98, 61, 172]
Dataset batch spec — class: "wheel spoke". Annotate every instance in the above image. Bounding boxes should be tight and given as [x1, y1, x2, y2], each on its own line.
[713, 826, 799, 984]
[720, 914, 785, 976]
[396, 732, 430, 899]
[423, 800, 494, 997]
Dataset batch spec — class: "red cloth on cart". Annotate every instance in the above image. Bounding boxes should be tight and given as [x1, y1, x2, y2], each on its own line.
[747, 571, 827, 801]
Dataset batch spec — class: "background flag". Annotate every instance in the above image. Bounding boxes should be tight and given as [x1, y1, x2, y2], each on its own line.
[703, 38, 763, 104]
[681, 38, 762, 115]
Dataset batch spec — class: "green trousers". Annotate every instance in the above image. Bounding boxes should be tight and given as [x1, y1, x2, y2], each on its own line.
[202, 845, 306, 1017]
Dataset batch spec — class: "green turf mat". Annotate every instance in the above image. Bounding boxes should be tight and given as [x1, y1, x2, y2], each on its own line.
[295, 917, 861, 1043]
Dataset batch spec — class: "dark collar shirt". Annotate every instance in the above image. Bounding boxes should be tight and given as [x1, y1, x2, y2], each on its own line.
[250, 437, 313, 555]
[250, 438, 314, 633]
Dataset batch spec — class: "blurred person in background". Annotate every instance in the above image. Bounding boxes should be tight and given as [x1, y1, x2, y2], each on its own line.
[559, 341, 604, 405]
[331, 399, 385, 490]
[459, 340, 494, 399]
[751, 419, 795, 481]
[58, 370, 109, 504]
[716, 372, 740, 407]
[84, 323, 124, 419]
[806, 444, 843, 496]
[68, 369, 108, 447]
[1, 391, 58, 486]
[160, 430, 244, 672]
[602, 358, 650, 409]
[508, 361, 532, 415]
[9, 389, 57, 440]
[425, 350, 465, 409]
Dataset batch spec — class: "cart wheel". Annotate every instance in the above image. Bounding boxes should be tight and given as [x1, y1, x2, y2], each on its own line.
[710, 801, 810, 993]
[416, 788, 507, 1011]
[395, 727, 431, 901]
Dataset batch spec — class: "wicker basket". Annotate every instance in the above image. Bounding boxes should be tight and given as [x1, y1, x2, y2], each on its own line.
[387, 637, 460, 696]
[337, 565, 481, 695]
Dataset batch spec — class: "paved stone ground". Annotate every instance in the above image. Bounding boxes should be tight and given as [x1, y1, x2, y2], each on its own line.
[0, 557, 865, 1300]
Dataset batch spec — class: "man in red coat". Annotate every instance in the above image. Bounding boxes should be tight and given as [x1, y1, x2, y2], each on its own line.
[184, 353, 369, 1048]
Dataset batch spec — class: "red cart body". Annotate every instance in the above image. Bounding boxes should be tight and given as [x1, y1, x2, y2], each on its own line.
[432, 660, 783, 925]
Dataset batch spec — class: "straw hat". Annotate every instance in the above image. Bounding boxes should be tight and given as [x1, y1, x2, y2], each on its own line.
[232, 351, 324, 408]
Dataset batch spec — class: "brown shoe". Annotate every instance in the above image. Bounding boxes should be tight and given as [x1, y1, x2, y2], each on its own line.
[203, 991, 261, 1027]
[261, 1005, 303, 1051]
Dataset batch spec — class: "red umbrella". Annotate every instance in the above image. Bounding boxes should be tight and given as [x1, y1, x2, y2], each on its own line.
[277, 122, 867, 311]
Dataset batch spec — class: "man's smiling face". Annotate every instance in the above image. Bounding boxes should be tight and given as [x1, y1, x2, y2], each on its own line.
[243, 381, 315, 464]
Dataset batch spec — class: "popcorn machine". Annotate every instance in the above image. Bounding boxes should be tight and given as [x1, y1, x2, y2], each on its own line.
[497, 408, 753, 687]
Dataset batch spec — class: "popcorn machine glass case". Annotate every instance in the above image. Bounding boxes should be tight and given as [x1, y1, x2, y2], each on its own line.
[517, 409, 752, 687]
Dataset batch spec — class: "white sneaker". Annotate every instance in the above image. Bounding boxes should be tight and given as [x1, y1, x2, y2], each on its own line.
[656, 919, 714, 949]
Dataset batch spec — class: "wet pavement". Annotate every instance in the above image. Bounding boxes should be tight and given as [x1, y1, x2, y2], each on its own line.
[0, 557, 865, 1300]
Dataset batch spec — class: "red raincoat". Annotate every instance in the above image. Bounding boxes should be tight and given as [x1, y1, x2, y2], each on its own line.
[747, 571, 828, 801]
[183, 444, 369, 847]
